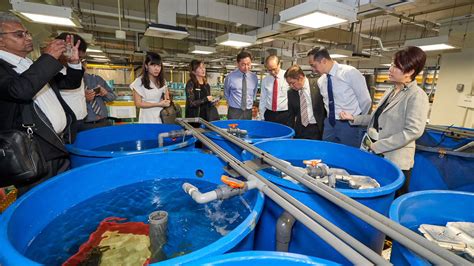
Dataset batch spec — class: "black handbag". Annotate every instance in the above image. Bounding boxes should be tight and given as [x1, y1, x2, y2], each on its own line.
[160, 91, 182, 124]
[0, 106, 48, 187]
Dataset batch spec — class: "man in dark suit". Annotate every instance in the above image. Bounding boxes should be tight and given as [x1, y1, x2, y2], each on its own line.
[285, 65, 325, 140]
[0, 12, 84, 194]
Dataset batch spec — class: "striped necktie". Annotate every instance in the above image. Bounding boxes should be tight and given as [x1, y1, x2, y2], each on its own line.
[91, 98, 101, 115]
[299, 90, 309, 127]
[241, 73, 247, 110]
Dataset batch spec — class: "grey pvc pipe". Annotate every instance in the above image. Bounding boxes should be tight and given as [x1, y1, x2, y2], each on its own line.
[199, 119, 470, 265]
[276, 211, 296, 252]
[177, 119, 381, 265]
[149, 211, 168, 261]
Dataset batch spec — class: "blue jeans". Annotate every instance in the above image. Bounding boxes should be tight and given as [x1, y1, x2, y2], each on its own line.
[322, 119, 365, 148]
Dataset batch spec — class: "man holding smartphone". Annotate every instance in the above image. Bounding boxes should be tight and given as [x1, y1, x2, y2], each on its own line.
[82, 67, 117, 130]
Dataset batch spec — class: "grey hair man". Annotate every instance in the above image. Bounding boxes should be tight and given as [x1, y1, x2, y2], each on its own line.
[0, 11, 84, 194]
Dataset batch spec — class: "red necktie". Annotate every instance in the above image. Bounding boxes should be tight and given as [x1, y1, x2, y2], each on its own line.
[272, 77, 278, 111]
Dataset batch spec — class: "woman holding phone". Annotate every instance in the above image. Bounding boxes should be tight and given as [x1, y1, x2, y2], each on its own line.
[130, 52, 170, 123]
[185, 59, 217, 122]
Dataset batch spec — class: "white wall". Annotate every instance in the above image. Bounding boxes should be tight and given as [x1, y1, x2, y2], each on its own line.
[429, 48, 474, 128]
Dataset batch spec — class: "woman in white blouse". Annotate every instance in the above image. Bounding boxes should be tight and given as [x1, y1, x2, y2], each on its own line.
[130, 52, 170, 123]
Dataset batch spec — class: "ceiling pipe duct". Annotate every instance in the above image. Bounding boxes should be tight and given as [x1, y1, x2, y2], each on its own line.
[157, 0, 265, 29]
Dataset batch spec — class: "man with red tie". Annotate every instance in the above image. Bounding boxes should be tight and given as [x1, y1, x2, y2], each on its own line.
[258, 55, 290, 125]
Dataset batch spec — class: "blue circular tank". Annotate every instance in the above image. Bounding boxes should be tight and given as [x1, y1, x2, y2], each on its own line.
[0, 152, 264, 265]
[190, 251, 341, 265]
[389, 190, 474, 266]
[67, 124, 197, 168]
[411, 127, 474, 192]
[241, 139, 404, 264]
[205, 120, 295, 160]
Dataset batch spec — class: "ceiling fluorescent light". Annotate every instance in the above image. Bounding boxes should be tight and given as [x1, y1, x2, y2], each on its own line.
[10, 1, 80, 27]
[328, 49, 352, 58]
[216, 33, 256, 48]
[279, 0, 356, 30]
[404, 35, 459, 51]
[330, 54, 349, 58]
[380, 63, 392, 67]
[144, 23, 189, 40]
[189, 45, 216, 55]
[89, 54, 107, 58]
[86, 46, 103, 53]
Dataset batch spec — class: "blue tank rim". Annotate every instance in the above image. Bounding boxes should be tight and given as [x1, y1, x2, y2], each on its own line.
[242, 139, 405, 198]
[0, 152, 265, 265]
[205, 120, 295, 143]
[67, 123, 197, 158]
[388, 190, 474, 264]
[190, 251, 342, 265]
[66, 137, 197, 158]
[389, 190, 474, 223]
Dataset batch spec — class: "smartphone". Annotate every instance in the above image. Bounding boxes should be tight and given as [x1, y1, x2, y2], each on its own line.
[93, 86, 101, 94]
[360, 133, 373, 152]
[63, 35, 73, 58]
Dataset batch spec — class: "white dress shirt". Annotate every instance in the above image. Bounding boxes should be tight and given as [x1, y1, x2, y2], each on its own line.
[317, 62, 371, 119]
[0, 50, 82, 133]
[259, 69, 289, 118]
[60, 69, 87, 120]
[300, 78, 317, 124]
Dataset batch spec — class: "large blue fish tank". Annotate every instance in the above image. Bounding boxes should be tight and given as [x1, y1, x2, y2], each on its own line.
[204, 120, 295, 159]
[389, 190, 474, 265]
[0, 152, 264, 265]
[242, 139, 404, 264]
[411, 127, 474, 192]
[67, 124, 197, 168]
[192, 251, 341, 265]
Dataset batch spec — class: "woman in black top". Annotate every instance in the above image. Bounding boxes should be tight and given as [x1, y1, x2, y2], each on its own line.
[185, 60, 215, 120]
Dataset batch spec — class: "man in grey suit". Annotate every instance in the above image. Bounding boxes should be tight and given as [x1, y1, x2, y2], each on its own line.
[340, 46, 429, 196]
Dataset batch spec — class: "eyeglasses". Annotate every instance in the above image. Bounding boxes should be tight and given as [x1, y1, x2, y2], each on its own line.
[0, 30, 32, 38]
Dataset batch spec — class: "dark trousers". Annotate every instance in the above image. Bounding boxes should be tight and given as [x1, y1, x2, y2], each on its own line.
[81, 118, 112, 131]
[227, 106, 252, 120]
[395, 169, 412, 198]
[295, 123, 322, 140]
[17, 157, 70, 197]
[264, 110, 290, 126]
[322, 119, 364, 148]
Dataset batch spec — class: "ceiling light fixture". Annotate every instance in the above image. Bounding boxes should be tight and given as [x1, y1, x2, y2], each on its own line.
[86, 46, 103, 53]
[279, 0, 356, 30]
[89, 54, 107, 58]
[10, 0, 81, 27]
[189, 45, 216, 55]
[328, 49, 352, 59]
[144, 23, 189, 40]
[404, 35, 460, 51]
[216, 33, 256, 48]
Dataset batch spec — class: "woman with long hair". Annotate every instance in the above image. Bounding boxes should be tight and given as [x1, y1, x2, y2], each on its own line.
[185, 59, 215, 121]
[130, 52, 170, 123]
[340, 46, 429, 197]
